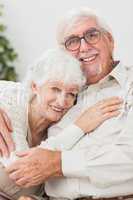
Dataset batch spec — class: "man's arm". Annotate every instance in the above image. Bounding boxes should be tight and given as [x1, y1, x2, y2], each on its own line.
[6, 97, 124, 187]
[6, 114, 133, 189]
[62, 144, 133, 187]
[40, 124, 84, 150]
[40, 96, 122, 151]
[62, 108, 133, 186]
[6, 148, 62, 187]
[6, 139, 133, 189]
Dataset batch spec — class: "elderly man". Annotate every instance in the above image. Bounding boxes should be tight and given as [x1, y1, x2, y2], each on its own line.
[1, 7, 133, 200]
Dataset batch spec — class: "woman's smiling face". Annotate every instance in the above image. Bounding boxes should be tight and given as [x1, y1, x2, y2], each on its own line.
[32, 80, 79, 123]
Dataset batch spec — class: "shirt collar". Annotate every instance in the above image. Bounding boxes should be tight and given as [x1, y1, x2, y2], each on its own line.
[109, 62, 127, 88]
[98, 61, 128, 88]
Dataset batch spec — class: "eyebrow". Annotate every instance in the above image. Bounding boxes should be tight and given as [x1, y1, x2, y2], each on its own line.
[64, 27, 100, 41]
[65, 34, 79, 41]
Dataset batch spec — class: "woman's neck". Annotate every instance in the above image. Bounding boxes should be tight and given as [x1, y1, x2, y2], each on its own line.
[28, 97, 50, 146]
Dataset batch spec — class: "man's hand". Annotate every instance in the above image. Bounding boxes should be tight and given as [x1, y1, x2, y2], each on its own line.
[0, 108, 14, 157]
[18, 196, 34, 200]
[6, 147, 63, 187]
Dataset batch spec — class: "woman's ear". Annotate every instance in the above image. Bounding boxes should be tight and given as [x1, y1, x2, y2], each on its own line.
[31, 82, 41, 104]
[31, 81, 39, 94]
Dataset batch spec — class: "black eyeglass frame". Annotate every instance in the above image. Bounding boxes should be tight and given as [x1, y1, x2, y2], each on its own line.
[64, 28, 104, 51]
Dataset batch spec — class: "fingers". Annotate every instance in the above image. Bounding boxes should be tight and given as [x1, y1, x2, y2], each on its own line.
[1, 109, 13, 132]
[0, 134, 9, 157]
[0, 109, 15, 155]
[6, 161, 20, 173]
[96, 97, 123, 116]
[16, 148, 35, 157]
[102, 110, 121, 121]
[16, 176, 41, 188]
[1, 129, 15, 154]
[98, 97, 123, 108]
[16, 178, 29, 187]
[102, 104, 122, 114]
[9, 169, 24, 182]
[99, 98, 122, 121]
[9, 169, 31, 187]
[16, 150, 29, 157]
[18, 196, 34, 200]
[95, 97, 122, 123]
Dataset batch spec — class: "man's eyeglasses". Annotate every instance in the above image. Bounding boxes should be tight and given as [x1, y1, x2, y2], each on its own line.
[64, 28, 103, 51]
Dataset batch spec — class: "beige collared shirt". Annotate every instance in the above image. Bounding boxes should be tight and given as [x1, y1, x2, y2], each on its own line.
[40, 63, 133, 199]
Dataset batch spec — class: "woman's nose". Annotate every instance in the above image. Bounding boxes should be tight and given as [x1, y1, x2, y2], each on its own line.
[57, 94, 67, 108]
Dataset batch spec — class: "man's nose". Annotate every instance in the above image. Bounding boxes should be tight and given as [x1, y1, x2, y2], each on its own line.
[80, 38, 92, 52]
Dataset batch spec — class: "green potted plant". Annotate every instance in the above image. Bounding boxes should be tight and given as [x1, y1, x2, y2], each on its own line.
[0, 4, 17, 81]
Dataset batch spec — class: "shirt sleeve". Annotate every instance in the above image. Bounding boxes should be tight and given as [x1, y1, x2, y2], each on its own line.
[39, 124, 84, 150]
[62, 109, 133, 187]
[40, 103, 133, 188]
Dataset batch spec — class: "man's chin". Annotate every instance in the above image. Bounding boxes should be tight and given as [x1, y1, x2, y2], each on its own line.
[83, 62, 102, 76]
[87, 74, 102, 85]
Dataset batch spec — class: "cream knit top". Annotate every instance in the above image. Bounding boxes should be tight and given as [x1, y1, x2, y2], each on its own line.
[0, 81, 29, 166]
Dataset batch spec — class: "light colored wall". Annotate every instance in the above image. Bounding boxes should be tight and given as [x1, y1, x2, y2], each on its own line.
[2, 0, 133, 80]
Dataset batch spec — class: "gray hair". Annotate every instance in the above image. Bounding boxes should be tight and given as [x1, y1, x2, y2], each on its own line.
[24, 48, 86, 94]
[56, 7, 113, 47]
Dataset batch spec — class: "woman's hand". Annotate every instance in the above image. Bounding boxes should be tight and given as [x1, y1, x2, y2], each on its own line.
[0, 108, 14, 157]
[75, 96, 123, 133]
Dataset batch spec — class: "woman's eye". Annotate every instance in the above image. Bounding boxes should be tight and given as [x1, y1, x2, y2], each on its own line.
[68, 93, 76, 98]
[52, 87, 60, 92]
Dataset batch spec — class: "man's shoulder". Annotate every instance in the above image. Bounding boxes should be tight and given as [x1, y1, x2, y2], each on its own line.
[125, 65, 133, 81]
[125, 65, 133, 73]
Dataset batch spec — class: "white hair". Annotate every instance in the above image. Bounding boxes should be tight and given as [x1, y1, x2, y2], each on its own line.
[56, 7, 113, 46]
[24, 48, 86, 95]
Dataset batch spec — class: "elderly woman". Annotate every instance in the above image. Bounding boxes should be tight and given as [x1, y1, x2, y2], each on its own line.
[0, 48, 85, 199]
[0, 47, 122, 200]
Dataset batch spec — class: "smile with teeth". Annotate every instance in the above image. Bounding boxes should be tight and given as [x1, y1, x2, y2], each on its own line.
[51, 105, 64, 113]
[80, 54, 98, 63]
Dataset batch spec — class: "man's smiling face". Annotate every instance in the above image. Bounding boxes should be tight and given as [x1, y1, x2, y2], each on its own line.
[65, 18, 114, 85]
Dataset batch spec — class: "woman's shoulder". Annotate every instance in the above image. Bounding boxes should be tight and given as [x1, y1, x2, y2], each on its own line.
[0, 81, 28, 112]
[0, 80, 21, 88]
[0, 80, 25, 92]
[0, 81, 28, 129]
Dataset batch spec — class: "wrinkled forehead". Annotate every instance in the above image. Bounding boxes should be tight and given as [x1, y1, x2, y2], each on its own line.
[64, 17, 100, 39]
[44, 80, 79, 92]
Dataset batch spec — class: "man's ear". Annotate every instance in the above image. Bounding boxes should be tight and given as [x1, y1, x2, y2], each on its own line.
[106, 32, 114, 52]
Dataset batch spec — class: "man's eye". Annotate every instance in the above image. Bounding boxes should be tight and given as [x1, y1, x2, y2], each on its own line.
[66, 37, 79, 45]
[86, 30, 100, 41]
[87, 32, 96, 38]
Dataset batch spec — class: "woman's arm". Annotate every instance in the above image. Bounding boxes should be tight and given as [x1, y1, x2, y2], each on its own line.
[0, 108, 14, 157]
[40, 96, 122, 151]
